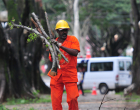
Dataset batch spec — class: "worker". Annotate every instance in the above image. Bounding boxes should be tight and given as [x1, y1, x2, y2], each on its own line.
[77, 67, 84, 95]
[47, 20, 80, 110]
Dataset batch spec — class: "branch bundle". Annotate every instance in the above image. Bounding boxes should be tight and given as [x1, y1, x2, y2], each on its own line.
[11, 12, 68, 75]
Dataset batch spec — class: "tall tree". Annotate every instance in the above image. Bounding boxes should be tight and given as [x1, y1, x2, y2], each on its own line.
[124, 0, 140, 94]
[0, 0, 50, 102]
[73, 0, 79, 40]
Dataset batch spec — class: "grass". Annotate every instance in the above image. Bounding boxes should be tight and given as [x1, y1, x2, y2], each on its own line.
[2, 95, 51, 105]
[1, 95, 51, 110]
[84, 90, 92, 93]
[0, 105, 37, 110]
[63, 89, 91, 94]
[116, 91, 140, 103]
[2, 90, 91, 105]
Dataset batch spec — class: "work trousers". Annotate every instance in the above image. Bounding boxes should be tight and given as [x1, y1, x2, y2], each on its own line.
[50, 75, 79, 110]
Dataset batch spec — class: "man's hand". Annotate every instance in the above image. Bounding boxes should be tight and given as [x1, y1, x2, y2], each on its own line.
[51, 39, 57, 44]
[51, 39, 62, 48]
[50, 71, 57, 76]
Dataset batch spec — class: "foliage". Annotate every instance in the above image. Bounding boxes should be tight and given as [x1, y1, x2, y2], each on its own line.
[42, 0, 66, 15]
[0, 105, 8, 110]
[42, 0, 132, 56]
[8, 19, 39, 43]
[7, 0, 19, 21]
[79, 0, 131, 56]
[28, 108, 35, 110]
[27, 33, 38, 43]
[8, 19, 15, 29]
[63, 89, 91, 93]
[0, 105, 37, 110]
[42, 0, 131, 31]
[42, 0, 66, 32]
[58, 53, 62, 61]
[32, 90, 40, 96]
[78, 0, 131, 31]
[0, 0, 6, 11]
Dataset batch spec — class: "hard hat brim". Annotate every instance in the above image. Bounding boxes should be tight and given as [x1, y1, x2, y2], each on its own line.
[57, 28, 70, 31]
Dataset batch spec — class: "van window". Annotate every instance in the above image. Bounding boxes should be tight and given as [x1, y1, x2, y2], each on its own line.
[90, 62, 113, 71]
[126, 61, 131, 71]
[119, 61, 125, 71]
[77, 62, 88, 72]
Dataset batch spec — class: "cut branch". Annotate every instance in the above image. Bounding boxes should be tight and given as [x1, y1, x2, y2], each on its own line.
[124, 83, 136, 96]
[11, 22, 56, 72]
[45, 12, 60, 69]
[31, 12, 50, 39]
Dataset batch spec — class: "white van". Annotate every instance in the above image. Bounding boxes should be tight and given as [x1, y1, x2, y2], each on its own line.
[77, 56, 132, 94]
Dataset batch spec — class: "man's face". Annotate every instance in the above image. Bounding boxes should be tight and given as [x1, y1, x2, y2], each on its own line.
[57, 29, 68, 40]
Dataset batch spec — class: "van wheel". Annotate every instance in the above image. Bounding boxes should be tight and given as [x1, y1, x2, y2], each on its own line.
[99, 84, 109, 94]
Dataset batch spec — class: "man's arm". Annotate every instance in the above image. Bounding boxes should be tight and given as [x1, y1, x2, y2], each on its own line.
[60, 46, 79, 56]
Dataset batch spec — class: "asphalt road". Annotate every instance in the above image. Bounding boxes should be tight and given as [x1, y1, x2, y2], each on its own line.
[41, 75, 140, 110]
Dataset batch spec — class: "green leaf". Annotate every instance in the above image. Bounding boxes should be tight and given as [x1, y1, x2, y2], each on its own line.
[45, 44, 48, 48]
[12, 19, 15, 22]
[19, 22, 22, 25]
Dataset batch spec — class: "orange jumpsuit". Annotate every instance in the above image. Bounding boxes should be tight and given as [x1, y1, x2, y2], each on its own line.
[48, 35, 80, 110]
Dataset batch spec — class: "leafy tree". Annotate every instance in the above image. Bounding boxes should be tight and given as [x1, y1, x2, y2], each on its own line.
[42, 0, 132, 57]
[80, 0, 131, 56]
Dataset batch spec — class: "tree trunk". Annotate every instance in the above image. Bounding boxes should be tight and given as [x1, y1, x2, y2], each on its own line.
[74, 0, 79, 40]
[0, 0, 50, 102]
[131, 0, 140, 94]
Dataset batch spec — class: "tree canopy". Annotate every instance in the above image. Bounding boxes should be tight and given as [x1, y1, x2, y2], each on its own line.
[41, 0, 132, 56]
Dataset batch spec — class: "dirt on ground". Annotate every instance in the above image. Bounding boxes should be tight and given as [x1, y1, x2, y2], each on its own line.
[4, 92, 140, 110]
[3, 76, 140, 110]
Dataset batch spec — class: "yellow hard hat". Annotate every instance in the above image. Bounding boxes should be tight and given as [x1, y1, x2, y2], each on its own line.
[55, 20, 70, 30]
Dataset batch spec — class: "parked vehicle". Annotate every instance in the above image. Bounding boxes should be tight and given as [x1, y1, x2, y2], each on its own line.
[77, 56, 132, 94]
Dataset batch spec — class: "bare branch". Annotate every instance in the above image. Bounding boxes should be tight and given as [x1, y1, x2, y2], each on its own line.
[124, 83, 136, 96]
[103, 98, 116, 103]
[31, 17, 42, 34]
[56, 46, 68, 62]
[11, 22, 57, 71]
[11, 12, 69, 74]
[99, 93, 107, 110]
[45, 12, 60, 69]
[31, 12, 50, 39]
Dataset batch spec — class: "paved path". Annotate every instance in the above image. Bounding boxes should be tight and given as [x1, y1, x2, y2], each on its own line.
[4, 76, 140, 110]
[5, 93, 140, 110]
